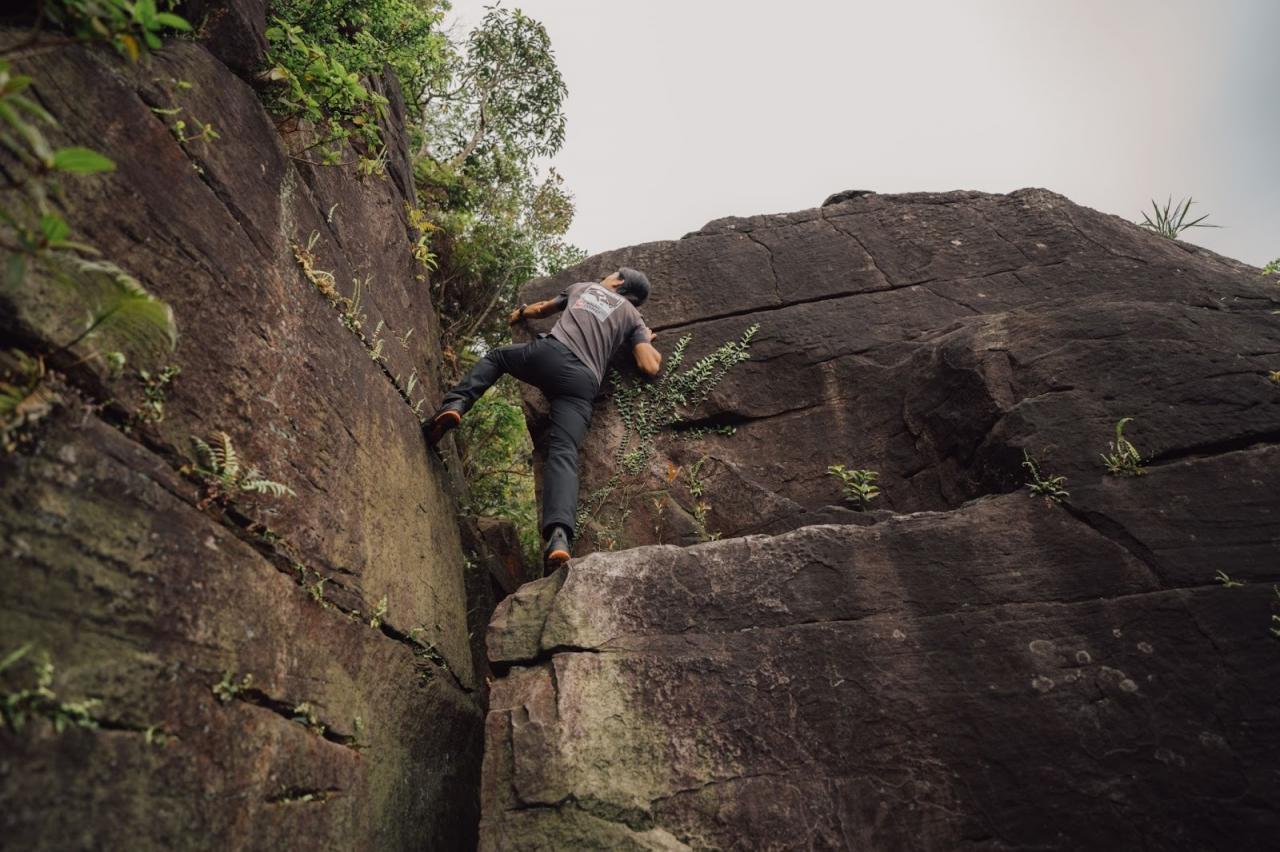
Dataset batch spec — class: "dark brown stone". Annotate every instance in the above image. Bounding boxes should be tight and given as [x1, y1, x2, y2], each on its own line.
[1, 409, 483, 850]
[187, 0, 269, 78]
[2, 33, 480, 850]
[489, 189, 1280, 848]
[483, 494, 1280, 850]
[517, 189, 1280, 554]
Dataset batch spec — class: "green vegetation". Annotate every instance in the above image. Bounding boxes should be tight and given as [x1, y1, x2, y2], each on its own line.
[0, 350, 56, 453]
[263, 0, 448, 161]
[212, 671, 254, 704]
[1100, 417, 1145, 476]
[1, 644, 100, 733]
[191, 431, 297, 499]
[1215, 570, 1245, 589]
[262, 2, 580, 350]
[291, 701, 326, 735]
[574, 326, 758, 553]
[826, 464, 880, 510]
[456, 375, 540, 565]
[1137, 196, 1219, 240]
[1021, 449, 1069, 503]
[1, 54, 180, 360]
[367, 595, 388, 629]
[612, 324, 759, 474]
[2, 2, 182, 455]
[1263, 258, 1279, 282]
[259, 2, 584, 554]
[135, 364, 179, 424]
[40, 0, 191, 60]
[684, 455, 719, 541]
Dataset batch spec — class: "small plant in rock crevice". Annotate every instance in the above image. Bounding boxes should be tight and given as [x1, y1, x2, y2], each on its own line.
[0, 351, 57, 453]
[1137, 196, 1219, 240]
[1, 644, 100, 733]
[1021, 449, 1070, 503]
[610, 324, 758, 475]
[684, 455, 719, 542]
[190, 431, 296, 502]
[134, 364, 179, 424]
[827, 464, 880, 510]
[1100, 417, 1145, 477]
[1215, 570, 1245, 589]
[367, 595, 388, 629]
[291, 701, 326, 736]
[212, 671, 253, 704]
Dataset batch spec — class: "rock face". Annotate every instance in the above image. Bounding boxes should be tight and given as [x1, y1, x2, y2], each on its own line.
[518, 188, 1280, 553]
[486, 191, 1280, 848]
[1, 16, 485, 851]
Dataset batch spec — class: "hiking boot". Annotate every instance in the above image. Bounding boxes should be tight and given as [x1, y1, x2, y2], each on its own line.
[424, 403, 464, 447]
[543, 525, 572, 568]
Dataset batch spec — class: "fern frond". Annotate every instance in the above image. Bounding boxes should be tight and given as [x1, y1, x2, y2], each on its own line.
[191, 435, 216, 471]
[39, 253, 177, 358]
[0, 642, 34, 676]
[241, 474, 295, 497]
[217, 431, 240, 482]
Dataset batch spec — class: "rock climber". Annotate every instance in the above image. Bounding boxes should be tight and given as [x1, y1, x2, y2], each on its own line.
[425, 268, 662, 568]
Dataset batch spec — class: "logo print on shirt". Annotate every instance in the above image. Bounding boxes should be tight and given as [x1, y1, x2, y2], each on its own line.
[572, 285, 623, 323]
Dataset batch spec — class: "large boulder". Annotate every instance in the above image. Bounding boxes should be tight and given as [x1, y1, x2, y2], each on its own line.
[483, 490, 1280, 849]
[517, 189, 1280, 554]
[488, 191, 1280, 848]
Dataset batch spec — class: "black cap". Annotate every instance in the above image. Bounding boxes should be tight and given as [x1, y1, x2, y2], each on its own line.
[617, 267, 650, 306]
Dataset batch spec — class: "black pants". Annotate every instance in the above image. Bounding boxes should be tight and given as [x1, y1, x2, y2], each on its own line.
[442, 337, 598, 539]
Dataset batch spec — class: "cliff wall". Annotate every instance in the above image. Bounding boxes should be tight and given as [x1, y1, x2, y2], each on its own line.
[1, 9, 488, 849]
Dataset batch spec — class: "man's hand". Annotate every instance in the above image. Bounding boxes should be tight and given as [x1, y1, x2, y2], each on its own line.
[508, 305, 527, 326]
[633, 341, 663, 377]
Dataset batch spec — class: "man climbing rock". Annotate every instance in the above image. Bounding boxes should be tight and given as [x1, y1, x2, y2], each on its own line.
[425, 268, 662, 567]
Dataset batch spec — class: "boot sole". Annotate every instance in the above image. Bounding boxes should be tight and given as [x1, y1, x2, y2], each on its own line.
[545, 549, 571, 566]
[425, 410, 461, 445]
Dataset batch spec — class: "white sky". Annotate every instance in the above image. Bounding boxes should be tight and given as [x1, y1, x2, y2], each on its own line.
[445, 0, 1279, 267]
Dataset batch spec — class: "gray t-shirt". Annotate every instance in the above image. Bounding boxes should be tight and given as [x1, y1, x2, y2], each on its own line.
[549, 282, 651, 385]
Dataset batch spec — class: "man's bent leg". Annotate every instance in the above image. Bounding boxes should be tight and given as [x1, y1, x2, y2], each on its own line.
[440, 342, 533, 413]
[541, 394, 594, 540]
[426, 343, 536, 446]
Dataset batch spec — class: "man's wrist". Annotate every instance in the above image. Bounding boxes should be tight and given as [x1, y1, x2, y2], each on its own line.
[518, 303, 529, 319]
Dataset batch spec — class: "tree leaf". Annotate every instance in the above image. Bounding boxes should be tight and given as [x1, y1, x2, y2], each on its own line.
[154, 13, 192, 31]
[51, 147, 116, 174]
[39, 213, 70, 244]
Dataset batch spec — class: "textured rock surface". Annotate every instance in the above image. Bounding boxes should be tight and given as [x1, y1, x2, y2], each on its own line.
[518, 189, 1280, 553]
[1, 24, 482, 851]
[488, 191, 1280, 848]
[484, 493, 1280, 849]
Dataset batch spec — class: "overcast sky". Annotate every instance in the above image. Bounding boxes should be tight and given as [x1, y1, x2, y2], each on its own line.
[445, 0, 1278, 267]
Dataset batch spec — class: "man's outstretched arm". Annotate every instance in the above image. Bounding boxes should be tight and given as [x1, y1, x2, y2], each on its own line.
[509, 295, 568, 325]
